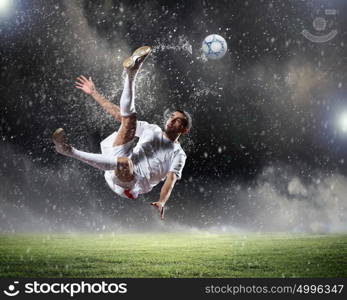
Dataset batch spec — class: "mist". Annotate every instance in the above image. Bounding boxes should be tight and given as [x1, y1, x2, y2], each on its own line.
[1, 139, 346, 233]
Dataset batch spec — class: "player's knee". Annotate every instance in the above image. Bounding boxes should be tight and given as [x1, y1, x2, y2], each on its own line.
[116, 157, 134, 182]
[117, 157, 133, 173]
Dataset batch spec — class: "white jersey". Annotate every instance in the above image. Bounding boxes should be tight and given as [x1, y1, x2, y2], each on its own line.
[100, 121, 187, 198]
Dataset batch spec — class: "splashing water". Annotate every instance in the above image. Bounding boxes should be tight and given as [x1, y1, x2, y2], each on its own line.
[152, 35, 193, 57]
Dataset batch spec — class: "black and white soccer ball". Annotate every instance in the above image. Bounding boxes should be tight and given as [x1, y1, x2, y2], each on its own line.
[202, 34, 228, 60]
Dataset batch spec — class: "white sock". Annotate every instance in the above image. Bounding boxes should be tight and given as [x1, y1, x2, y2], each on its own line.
[68, 148, 117, 171]
[120, 74, 136, 117]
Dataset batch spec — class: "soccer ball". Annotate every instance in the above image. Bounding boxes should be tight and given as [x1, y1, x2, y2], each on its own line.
[202, 34, 227, 60]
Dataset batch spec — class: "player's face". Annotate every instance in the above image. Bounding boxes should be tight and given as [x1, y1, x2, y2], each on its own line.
[165, 111, 188, 134]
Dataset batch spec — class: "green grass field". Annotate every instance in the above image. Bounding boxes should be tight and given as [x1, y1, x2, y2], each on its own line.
[0, 233, 346, 277]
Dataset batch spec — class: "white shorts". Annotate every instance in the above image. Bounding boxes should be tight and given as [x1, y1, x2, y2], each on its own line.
[100, 131, 141, 199]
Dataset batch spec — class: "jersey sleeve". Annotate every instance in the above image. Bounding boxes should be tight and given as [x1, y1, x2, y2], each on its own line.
[169, 152, 187, 180]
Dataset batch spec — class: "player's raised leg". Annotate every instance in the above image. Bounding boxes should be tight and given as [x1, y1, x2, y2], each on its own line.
[113, 46, 151, 147]
[111, 46, 151, 183]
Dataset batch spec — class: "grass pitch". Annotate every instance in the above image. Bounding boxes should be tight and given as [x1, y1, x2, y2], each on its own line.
[0, 233, 346, 277]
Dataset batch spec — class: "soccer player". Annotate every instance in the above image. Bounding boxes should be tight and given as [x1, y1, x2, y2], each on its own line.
[52, 46, 192, 220]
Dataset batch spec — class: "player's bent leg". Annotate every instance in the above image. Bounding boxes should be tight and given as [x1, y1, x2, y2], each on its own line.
[53, 128, 118, 170]
[115, 156, 134, 182]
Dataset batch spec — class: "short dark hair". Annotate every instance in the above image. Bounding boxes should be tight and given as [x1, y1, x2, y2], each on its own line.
[175, 110, 192, 130]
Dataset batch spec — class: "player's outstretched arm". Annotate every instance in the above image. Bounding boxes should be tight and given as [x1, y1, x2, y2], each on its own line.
[75, 75, 121, 121]
[150, 172, 178, 220]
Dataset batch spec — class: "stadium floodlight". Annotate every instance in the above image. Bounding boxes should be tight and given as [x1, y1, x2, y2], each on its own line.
[339, 112, 347, 133]
[0, 0, 11, 14]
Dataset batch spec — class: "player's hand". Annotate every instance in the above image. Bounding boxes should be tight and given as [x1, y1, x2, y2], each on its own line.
[75, 75, 96, 95]
[150, 202, 165, 220]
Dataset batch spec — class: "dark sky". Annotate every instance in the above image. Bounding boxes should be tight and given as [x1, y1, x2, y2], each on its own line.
[1, 0, 347, 233]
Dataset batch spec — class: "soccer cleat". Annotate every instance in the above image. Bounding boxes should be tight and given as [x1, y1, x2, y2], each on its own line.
[122, 46, 151, 73]
[52, 128, 72, 155]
